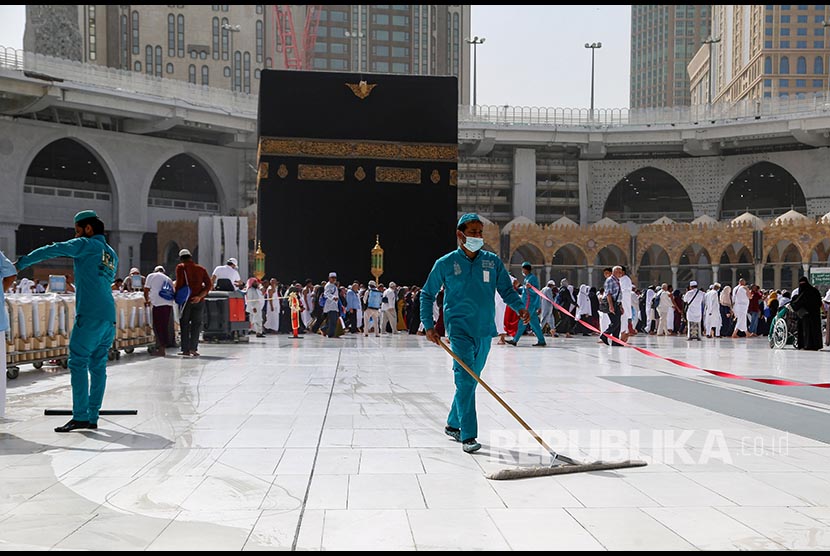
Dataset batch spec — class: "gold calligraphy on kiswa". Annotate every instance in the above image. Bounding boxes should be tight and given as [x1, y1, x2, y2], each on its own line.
[259, 137, 457, 162]
[376, 167, 422, 184]
[297, 164, 345, 182]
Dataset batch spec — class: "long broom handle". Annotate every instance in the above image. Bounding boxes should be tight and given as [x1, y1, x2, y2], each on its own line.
[437, 337, 565, 462]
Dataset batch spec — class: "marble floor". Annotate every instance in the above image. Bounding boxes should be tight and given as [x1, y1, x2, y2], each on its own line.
[3, 332, 830, 551]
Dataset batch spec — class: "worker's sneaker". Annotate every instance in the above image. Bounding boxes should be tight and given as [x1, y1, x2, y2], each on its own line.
[532, 342, 547, 347]
[505, 339, 517, 346]
[462, 438, 481, 453]
[444, 426, 461, 442]
[55, 420, 97, 433]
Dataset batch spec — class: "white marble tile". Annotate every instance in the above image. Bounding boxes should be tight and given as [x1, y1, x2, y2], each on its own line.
[407, 509, 509, 550]
[685, 472, 807, 506]
[487, 508, 604, 550]
[718, 507, 830, 550]
[643, 507, 786, 550]
[347, 474, 425, 510]
[244, 509, 301, 550]
[319, 509, 415, 550]
[352, 429, 409, 448]
[358, 448, 424, 474]
[568, 507, 696, 550]
[305, 474, 349, 510]
[6, 334, 830, 550]
[622, 473, 736, 507]
[417, 474, 505, 509]
[55, 513, 172, 551]
[556, 473, 661, 508]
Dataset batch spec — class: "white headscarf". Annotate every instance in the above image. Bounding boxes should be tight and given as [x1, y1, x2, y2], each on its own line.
[577, 284, 591, 316]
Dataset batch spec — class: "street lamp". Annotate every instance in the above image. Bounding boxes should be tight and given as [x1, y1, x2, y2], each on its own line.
[345, 30, 365, 72]
[584, 42, 601, 121]
[222, 23, 240, 89]
[701, 36, 721, 104]
[823, 20, 830, 102]
[465, 36, 485, 107]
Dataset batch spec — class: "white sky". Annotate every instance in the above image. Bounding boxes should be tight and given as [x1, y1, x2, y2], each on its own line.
[0, 5, 631, 109]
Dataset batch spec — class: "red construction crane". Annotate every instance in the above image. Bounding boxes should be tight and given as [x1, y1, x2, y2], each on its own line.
[274, 5, 321, 70]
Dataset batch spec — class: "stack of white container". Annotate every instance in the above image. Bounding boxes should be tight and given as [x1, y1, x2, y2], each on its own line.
[5, 291, 155, 370]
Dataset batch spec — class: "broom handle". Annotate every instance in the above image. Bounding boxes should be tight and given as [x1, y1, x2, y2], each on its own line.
[438, 337, 561, 460]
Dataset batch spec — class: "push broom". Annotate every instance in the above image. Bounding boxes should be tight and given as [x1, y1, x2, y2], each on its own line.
[438, 338, 647, 480]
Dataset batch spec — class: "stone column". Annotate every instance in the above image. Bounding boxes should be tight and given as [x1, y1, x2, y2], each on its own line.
[0, 223, 19, 261]
[512, 148, 536, 221]
[802, 262, 810, 280]
[773, 264, 782, 290]
[110, 230, 144, 278]
[587, 266, 594, 288]
[711, 265, 719, 285]
[671, 265, 678, 291]
[755, 263, 764, 288]
[544, 264, 552, 284]
[731, 267, 737, 286]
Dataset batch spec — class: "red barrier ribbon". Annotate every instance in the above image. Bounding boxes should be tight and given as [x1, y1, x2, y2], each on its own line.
[529, 284, 830, 389]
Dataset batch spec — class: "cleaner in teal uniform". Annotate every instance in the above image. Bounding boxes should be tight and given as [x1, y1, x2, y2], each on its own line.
[15, 210, 118, 432]
[420, 213, 529, 453]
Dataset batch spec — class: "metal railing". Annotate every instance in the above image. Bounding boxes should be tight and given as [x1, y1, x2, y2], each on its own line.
[0, 46, 257, 117]
[4, 45, 830, 129]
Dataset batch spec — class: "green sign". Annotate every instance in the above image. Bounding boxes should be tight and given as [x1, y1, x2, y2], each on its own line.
[810, 268, 830, 286]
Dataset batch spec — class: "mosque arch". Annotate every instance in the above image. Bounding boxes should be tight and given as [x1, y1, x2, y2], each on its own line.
[603, 167, 694, 223]
[148, 153, 221, 213]
[595, 245, 628, 268]
[678, 243, 712, 287]
[637, 244, 671, 287]
[23, 137, 115, 225]
[550, 243, 588, 286]
[719, 162, 806, 220]
[509, 242, 545, 280]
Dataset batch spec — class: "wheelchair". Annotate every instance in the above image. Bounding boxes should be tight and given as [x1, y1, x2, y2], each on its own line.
[769, 305, 799, 349]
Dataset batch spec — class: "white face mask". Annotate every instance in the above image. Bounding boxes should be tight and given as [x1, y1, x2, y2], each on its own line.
[462, 234, 484, 252]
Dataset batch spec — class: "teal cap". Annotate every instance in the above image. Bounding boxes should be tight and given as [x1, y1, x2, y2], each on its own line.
[74, 210, 98, 223]
[457, 213, 481, 229]
[522, 261, 532, 269]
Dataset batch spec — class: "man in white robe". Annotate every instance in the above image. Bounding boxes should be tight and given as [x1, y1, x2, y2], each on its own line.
[682, 281, 704, 340]
[645, 286, 656, 334]
[539, 280, 555, 335]
[704, 283, 722, 338]
[731, 278, 750, 338]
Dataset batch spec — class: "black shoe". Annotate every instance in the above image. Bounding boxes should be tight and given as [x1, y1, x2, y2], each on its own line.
[444, 426, 461, 442]
[505, 339, 517, 346]
[533, 342, 547, 347]
[55, 420, 97, 433]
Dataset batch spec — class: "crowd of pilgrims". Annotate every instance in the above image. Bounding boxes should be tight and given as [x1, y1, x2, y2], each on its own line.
[241, 278, 440, 337]
[235, 268, 828, 351]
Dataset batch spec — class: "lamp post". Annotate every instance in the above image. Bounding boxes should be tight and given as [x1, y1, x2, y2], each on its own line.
[222, 23, 240, 89]
[823, 20, 830, 102]
[584, 42, 601, 121]
[465, 36, 485, 108]
[701, 36, 721, 105]
[344, 30, 365, 72]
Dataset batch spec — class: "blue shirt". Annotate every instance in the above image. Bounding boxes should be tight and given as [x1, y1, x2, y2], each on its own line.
[346, 288, 361, 310]
[0, 250, 16, 331]
[521, 272, 541, 311]
[16, 235, 117, 322]
[420, 248, 524, 338]
[604, 275, 621, 301]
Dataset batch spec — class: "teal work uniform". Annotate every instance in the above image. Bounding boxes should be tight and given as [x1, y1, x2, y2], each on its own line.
[16, 235, 117, 423]
[512, 272, 546, 345]
[421, 248, 524, 442]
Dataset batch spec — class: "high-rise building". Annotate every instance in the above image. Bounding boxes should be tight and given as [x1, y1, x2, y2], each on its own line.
[690, 5, 830, 104]
[630, 5, 711, 108]
[23, 5, 471, 103]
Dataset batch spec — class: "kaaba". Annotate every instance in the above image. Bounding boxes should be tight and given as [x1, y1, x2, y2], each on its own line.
[256, 69, 458, 286]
